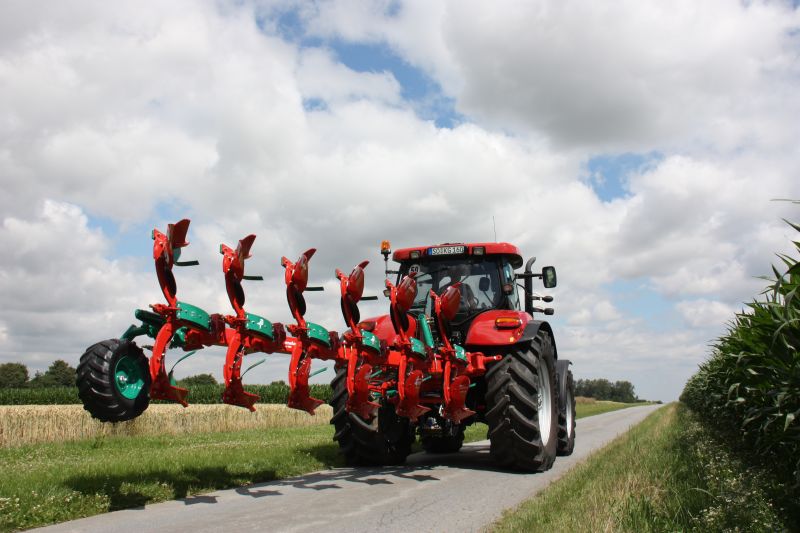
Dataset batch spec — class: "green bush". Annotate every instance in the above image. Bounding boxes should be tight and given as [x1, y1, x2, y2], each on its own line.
[681, 218, 800, 486]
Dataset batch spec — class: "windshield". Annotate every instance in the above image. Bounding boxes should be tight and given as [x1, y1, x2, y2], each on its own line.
[398, 257, 504, 320]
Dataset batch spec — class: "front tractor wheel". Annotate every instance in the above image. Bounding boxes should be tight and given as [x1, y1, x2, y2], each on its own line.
[76, 339, 151, 423]
[485, 331, 559, 472]
[330, 364, 414, 466]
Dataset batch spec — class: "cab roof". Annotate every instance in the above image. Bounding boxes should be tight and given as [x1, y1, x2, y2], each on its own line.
[392, 242, 524, 269]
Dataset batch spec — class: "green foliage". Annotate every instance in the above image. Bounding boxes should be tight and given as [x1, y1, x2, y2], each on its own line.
[574, 378, 638, 403]
[28, 360, 77, 388]
[0, 382, 332, 405]
[0, 363, 29, 389]
[681, 218, 800, 487]
[0, 387, 80, 405]
[176, 373, 218, 387]
[0, 424, 341, 531]
[492, 404, 795, 532]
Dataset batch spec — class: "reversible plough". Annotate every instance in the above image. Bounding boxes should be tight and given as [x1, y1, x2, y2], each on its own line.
[77, 218, 576, 471]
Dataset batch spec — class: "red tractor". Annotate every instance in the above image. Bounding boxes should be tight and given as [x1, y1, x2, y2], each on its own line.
[332, 241, 575, 471]
[76, 220, 575, 472]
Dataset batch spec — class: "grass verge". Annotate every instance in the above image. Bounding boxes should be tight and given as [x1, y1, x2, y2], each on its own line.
[0, 424, 341, 532]
[464, 400, 638, 443]
[0, 401, 639, 531]
[490, 403, 797, 532]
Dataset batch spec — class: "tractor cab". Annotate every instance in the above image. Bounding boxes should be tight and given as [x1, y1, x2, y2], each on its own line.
[388, 242, 554, 347]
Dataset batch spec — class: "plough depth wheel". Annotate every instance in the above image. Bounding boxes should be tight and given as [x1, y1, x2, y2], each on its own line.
[76, 339, 152, 422]
[330, 364, 414, 466]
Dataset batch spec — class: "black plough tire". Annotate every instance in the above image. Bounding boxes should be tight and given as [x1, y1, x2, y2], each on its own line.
[76, 339, 151, 423]
[485, 331, 559, 472]
[556, 360, 576, 456]
[421, 425, 465, 454]
[330, 364, 414, 466]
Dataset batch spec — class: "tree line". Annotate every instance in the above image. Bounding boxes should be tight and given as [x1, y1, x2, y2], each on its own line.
[0, 360, 224, 389]
[0, 360, 76, 388]
[575, 378, 638, 403]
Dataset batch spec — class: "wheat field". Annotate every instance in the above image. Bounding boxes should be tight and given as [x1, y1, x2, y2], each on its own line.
[0, 404, 332, 447]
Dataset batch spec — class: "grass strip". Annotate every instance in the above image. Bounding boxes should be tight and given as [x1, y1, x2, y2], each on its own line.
[0, 401, 639, 531]
[490, 403, 794, 532]
[463, 400, 636, 444]
[0, 425, 341, 532]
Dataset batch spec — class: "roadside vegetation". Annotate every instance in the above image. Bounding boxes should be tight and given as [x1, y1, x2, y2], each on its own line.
[0, 380, 333, 405]
[494, 216, 800, 532]
[680, 218, 799, 489]
[492, 403, 796, 532]
[0, 400, 638, 531]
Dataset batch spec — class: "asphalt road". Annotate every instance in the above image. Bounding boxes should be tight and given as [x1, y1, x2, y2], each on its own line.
[38, 404, 663, 533]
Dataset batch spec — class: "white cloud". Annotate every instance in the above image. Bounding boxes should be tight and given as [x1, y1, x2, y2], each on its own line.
[676, 299, 738, 329]
[0, 200, 155, 366]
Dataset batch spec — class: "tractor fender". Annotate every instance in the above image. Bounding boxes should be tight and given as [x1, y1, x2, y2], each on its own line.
[516, 320, 558, 360]
[555, 359, 572, 412]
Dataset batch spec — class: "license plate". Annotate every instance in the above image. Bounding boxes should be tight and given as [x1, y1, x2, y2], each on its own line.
[429, 245, 465, 256]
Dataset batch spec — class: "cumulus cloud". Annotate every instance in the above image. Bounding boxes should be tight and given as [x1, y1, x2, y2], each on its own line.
[676, 299, 738, 329]
[0, 200, 155, 366]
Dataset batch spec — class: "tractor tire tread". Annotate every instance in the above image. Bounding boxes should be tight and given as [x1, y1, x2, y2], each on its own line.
[484, 331, 559, 472]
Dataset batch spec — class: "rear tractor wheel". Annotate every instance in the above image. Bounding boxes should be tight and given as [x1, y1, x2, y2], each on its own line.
[330, 364, 414, 466]
[485, 331, 559, 472]
[76, 339, 151, 423]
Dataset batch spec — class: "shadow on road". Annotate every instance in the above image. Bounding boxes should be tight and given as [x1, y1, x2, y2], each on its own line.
[63, 466, 279, 511]
[62, 440, 527, 513]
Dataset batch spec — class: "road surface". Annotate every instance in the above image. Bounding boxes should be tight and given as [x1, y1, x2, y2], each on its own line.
[38, 403, 663, 533]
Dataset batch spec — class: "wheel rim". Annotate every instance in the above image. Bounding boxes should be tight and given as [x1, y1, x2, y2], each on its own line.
[566, 389, 574, 437]
[114, 354, 145, 400]
[536, 366, 553, 447]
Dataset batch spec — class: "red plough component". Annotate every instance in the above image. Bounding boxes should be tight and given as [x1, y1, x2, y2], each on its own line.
[431, 284, 476, 424]
[385, 274, 431, 422]
[337, 261, 380, 420]
[282, 249, 338, 414]
[220, 235, 285, 410]
[148, 220, 193, 406]
[93, 219, 502, 423]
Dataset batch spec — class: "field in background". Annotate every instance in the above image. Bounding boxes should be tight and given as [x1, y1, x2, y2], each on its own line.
[0, 404, 332, 447]
[0, 399, 634, 448]
[0, 401, 640, 531]
[491, 403, 796, 532]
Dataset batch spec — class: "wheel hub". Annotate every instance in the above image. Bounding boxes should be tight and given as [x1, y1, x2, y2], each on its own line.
[114, 354, 145, 400]
[536, 366, 553, 447]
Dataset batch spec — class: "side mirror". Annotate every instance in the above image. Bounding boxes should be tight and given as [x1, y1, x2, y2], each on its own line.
[542, 266, 557, 288]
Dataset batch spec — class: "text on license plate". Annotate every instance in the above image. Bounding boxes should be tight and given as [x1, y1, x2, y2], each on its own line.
[429, 245, 466, 255]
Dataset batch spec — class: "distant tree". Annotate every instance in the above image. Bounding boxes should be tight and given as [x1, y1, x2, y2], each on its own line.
[178, 373, 218, 387]
[29, 360, 76, 388]
[0, 362, 29, 388]
[575, 378, 638, 403]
